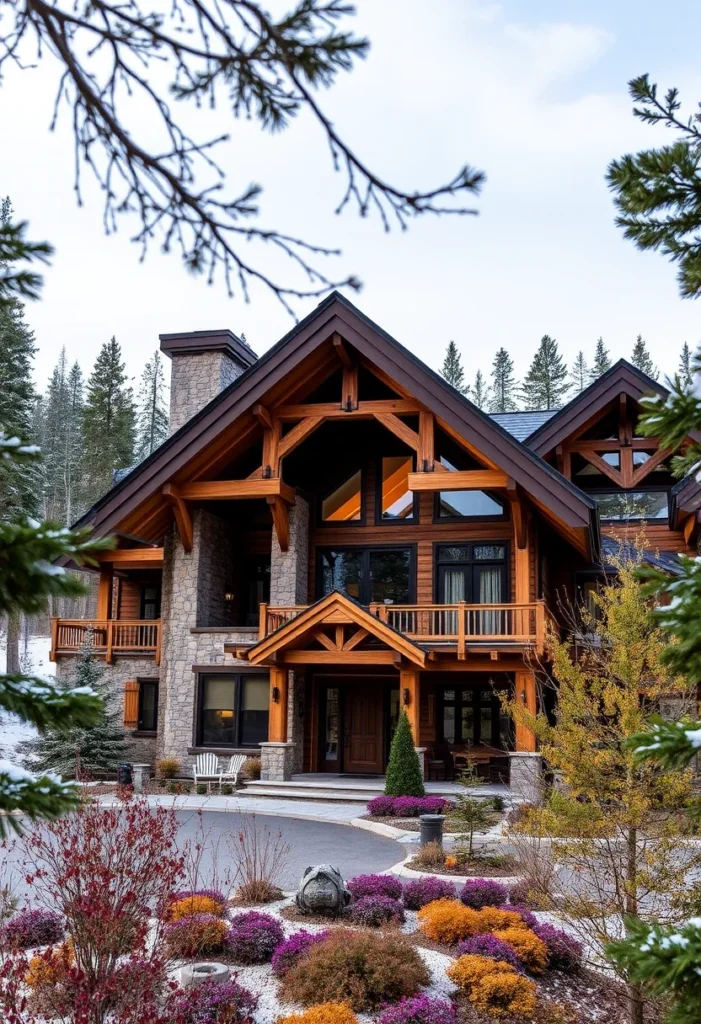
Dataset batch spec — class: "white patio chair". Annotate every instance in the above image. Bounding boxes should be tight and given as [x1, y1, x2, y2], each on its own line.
[192, 752, 222, 793]
[220, 754, 247, 788]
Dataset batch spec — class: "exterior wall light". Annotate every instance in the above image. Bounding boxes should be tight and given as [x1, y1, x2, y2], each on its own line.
[271, 686, 280, 703]
[403, 688, 410, 706]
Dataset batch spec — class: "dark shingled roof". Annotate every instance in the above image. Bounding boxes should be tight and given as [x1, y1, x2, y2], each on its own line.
[489, 410, 558, 442]
[601, 535, 684, 576]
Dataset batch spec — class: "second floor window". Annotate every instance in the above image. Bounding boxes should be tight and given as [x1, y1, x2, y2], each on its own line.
[319, 547, 413, 605]
[436, 544, 507, 605]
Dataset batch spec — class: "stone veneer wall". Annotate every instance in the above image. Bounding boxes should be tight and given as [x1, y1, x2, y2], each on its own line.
[196, 510, 234, 627]
[168, 350, 244, 434]
[269, 497, 309, 605]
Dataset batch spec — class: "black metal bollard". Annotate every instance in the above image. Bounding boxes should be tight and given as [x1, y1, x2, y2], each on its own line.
[117, 763, 133, 786]
[419, 813, 445, 848]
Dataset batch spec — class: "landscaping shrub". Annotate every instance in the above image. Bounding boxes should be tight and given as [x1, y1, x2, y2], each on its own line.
[221, 784, 234, 795]
[174, 978, 257, 1024]
[402, 876, 457, 910]
[168, 887, 227, 909]
[279, 928, 430, 1012]
[505, 905, 538, 930]
[168, 894, 225, 920]
[384, 711, 425, 798]
[349, 895, 404, 927]
[167, 782, 178, 794]
[474, 907, 527, 933]
[368, 795, 395, 817]
[2, 908, 64, 949]
[157, 758, 181, 780]
[377, 995, 457, 1024]
[393, 796, 447, 817]
[347, 873, 402, 901]
[241, 756, 262, 781]
[25, 941, 74, 989]
[271, 930, 329, 977]
[532, 923, 583, 971]
[417, 900, 481, 944]
[226, 910, 284, 964]
[447, 955, 538, 1018]
[197, 784, 208, 795]
[164, 914, 229, 957]
[493, 927, 548, 974]
[411, 841, 445, 869]
[277, 1003, 359, 1024]
[508, 877, 546, 910]
[231, 815, 289, 904]
[456, 933, 523, 971]
[460, 879, 508, 910]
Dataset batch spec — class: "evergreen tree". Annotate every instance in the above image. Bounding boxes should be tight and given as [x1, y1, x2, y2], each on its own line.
[82, 336, 136, 506]
[384, 711, 425, 797]
[41, 348, 69, 523]
[678, 342, 694, 388]
[0, 196, 52, 309]
[441, 341, 468, 395]
[520, 335, 569, 410]
[570, 351, 588, 393]
[470, 369, 490, 410]
[631, 334, 658, 379]
[21, 630, 127, 780]
[489, 348, 518, 412]
[65, 361, 85, 523]
[589, 337, 612, 381]
[136, 351, 169, 460]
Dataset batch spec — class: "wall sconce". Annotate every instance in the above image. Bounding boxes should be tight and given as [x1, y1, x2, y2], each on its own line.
[224, 592, 235, 603]
[402, 688, 410, 706]
[520, 690, 527, 704]
[271, 686, 280, 704]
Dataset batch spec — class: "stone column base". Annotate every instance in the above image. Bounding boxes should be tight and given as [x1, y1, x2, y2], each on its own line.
[508, 752, 543, 806]
[260, 742, 296, 781]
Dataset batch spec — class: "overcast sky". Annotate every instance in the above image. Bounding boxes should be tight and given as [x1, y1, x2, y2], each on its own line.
[2, 0, 700, 396]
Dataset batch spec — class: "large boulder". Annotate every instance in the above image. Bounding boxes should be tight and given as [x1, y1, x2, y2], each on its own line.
[295, 864, 351, 916]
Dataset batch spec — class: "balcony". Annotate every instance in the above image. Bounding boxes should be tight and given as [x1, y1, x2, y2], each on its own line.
[50, 619, 161, 663]
[261, 601, 548, 658]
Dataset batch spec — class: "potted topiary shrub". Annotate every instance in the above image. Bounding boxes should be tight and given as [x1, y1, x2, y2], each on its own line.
[384, 711, 424, 798]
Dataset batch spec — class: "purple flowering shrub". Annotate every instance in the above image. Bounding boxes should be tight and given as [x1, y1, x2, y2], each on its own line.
[402, 877, 457, 910]
[533, 923, 583, 970]
[226, 911, 284, 964]
[456, 933, 523, 971]
[506, 905, 538, 930]
[460, 879, 508, 909]
[349, 896, 405, 927]
[271, 930, 329, 976]
[347, 874, 403, 901]
[377, 995, 457, 1024]
[367, 796, 396, 817]
[367, 796, 450, 818]
[174, 978, 257, 1024]
[1, 909, 65, 950]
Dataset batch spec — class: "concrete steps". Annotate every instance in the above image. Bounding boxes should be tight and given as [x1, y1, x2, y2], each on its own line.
[242, 775, 507, 805]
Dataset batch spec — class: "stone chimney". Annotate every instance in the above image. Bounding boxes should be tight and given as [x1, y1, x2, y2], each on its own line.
[159, 329, 257, 435]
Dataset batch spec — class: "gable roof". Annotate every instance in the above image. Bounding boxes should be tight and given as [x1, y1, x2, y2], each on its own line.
[490, 410, 558, 442]
[525, 359, 666, 455]
[75, 292, 599, 557]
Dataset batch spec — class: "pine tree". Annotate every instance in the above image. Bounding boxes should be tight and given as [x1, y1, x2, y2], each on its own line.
[384, 711, 425, 797]
[470, 370, 490, 410]
[589, 337, 612, 381]
[520, 335, 569, 410]
[678, 342, 694, 388]
[489, 348, 518, 412]
[82, 336, 136, 506]
[136, 351, 169, 460]
[631, 334, 658, 379]
[21, 629, 127, 780]
[441, 341, 468, 395]
[570, 351, 588, 393]
[65, 361, 85, 523]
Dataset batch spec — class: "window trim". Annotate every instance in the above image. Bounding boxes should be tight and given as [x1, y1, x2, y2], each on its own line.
[432, 541, 510, 604]
[316, 544, 417, 605]
[432, 488, 508, 524]
[196, 672, 270, 749]
[318, 467, 365, 527]
[136, 678, 159, 733]
[586, 486, 670, 523]
[375, 454, 418, 526]
[438, 683, 511, 748]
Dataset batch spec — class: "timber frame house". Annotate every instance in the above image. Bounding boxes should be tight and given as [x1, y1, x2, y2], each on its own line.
[50, 296, 696, 788]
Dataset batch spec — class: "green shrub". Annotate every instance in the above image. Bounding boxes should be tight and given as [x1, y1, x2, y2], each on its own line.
[384, 711, 424, 798]
[196, 784, 207, 795]
[221, 784, 234, 795]
[167, 782, 177, 794]
[279, 928, 430, 1012]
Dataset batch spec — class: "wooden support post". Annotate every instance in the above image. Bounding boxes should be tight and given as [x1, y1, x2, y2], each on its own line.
[514, 669, 536, 752]
[535, 601, 546, 654]
[418, 411, 434, 472]
[259, 604, 268, 641]
[556, 445, 571, 479]
[155, 622, 162, 666]
[106, 619, 114, 665]
[96, 566, 113, 620]
[267, 495, 290, 552]
[162, 483, 193, 552]
[268, 666, 289, 742]
[262, 418, 282, 478]
[457, 601, 466, 660]
[341, 365, 359, 411]
[507, 480, 530, 605]
[400, 667, 420, 744]
[49, 617, 59, 662]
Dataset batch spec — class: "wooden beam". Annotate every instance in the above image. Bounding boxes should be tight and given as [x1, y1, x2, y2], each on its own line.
[619, 393, 633, 446]
[555, 445, 571, 479]
[281, 649, 400, 665]
[267, 495, 290, 552]
[578, 450, 622, 487]
[343, 628, 369, 651]
[506, 480, 529, 550]
[333, 333, 354, 371]
[95, 547, 164, 565]
[419, 411, 434, 472]
[400, 667, 420, 743]
[312, 629, 338, 652]
[275, 399, 421, 420]
[515, 669, 537, 752]
[631, 446, 673, 486]
[408, 470, 508, 492]
[374, 413, 419, 452]
[253, 403, 273, 430]
[262, 418, 282, 479]
[96, 566, 113, 619]
[341, 365, 359, 412]
[335, 625, 344, 650]
[179, 478, 295, 504]
[563, 438, 659, 453]
[162, 484, 193, 553]
[683, 512, 698, 546]
[278, 416, 324, 460]
[268, 666, 288, 742]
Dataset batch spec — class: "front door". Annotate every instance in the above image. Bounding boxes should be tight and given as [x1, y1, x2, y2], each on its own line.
[344, 685, 384, 774]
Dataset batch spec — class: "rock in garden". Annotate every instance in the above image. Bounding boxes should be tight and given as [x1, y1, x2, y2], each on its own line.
[295, 864, 351, 916]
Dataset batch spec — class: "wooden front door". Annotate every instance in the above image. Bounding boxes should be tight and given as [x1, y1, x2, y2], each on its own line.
[344, 685, 384, 774]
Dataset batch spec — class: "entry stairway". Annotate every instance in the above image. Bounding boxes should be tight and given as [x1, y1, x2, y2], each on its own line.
[242, 774, 508, 804]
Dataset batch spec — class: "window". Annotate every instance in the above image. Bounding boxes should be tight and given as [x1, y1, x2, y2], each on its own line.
[441, 684, 510, 747]
[594, 491, 668, 521]
[140, 585, 161, 620]
[198, 674, 269, 748]
[321, 470, 362, 522]
[435, 456, 505, 518]
[243, 555, 271, 627]
[435, 543, 507, 605]
[138, 680, 158, 732]
[319, 547, 413, 604]
[379, 456, 415, 521]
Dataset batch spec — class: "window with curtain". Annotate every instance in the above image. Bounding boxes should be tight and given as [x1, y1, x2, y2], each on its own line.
[319, 547, 413, 604]
[198, 674, 269, 747]
[436, 544, 507, 632]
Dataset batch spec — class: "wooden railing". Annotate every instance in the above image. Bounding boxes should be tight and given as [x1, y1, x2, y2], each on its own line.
[50, 619, 161, 664]
[261, 601, 547, 657]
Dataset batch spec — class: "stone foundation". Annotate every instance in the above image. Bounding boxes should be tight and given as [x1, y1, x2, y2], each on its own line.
[508, 751, 543, 805]
[260, 741, 296, 781]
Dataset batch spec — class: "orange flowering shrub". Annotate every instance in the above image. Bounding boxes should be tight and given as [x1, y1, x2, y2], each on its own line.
[447, 955, 537, 1018]
[493, 928, 548, 974]
[168, 895, 224, 920]
[444, 856, 458, 870]
[276, 1002, 359, 1024]
[474, 908, 527, 933]
[417, 900, 481, 944]
[26, 941, 74, 989]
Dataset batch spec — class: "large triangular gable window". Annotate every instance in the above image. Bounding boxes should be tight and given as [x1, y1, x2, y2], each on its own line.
[321, 470, 362, 522]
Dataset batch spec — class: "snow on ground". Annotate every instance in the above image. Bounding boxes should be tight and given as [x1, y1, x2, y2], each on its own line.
[0, 636, 53, 758]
